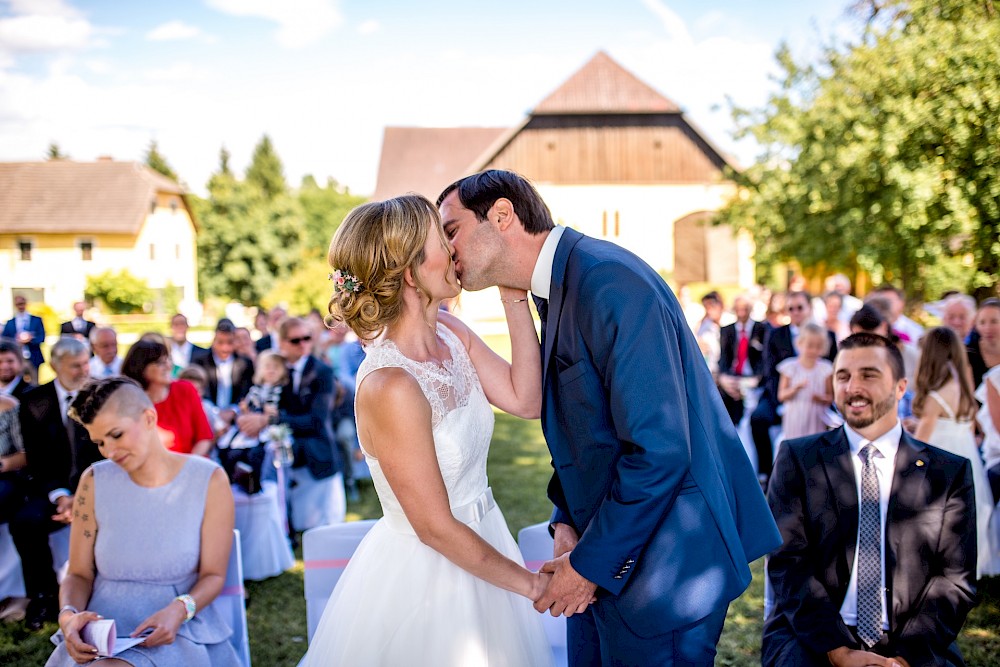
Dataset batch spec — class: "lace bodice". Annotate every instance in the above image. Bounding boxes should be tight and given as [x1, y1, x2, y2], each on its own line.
[356, 323, 495, 520]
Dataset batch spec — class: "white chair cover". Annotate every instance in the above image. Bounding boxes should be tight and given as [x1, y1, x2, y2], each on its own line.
[232, 482, 294, 581]
[517, 522, 568, 667]
[213, 529, 252, 667]
[302, 519, 377, 642]
[288, 469, 346, 533]
[0, 523, 71, 599]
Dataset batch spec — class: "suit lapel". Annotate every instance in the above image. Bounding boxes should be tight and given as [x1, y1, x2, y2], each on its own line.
[821, 428, 860, 577]
[886, 432, 928, 628]
[541, 228, 581, 387]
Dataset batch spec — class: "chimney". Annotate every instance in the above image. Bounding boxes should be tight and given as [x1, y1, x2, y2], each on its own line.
[97, 155, 113, 161]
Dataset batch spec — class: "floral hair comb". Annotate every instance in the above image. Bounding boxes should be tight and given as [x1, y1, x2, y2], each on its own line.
[329, 269, 363, 294]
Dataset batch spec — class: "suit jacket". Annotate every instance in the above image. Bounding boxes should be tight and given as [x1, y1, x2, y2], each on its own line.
[2, 314, 46, 368]
[18, 382, 104, 497]
[255, 334, 277, 354]
[764, 428, 977, 667]
[59, 319, 96, 339]
[540, 228, 781, 637]
[193, 353, 254, 406]
[718, 319, 767, 379]
[278, 356, 339, 480]
[760, 325, 837, 403]
[4, 376, 34, 401]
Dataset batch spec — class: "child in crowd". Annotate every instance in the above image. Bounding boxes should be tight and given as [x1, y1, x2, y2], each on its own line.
[216, 351, 288, 493]
[777, 322, 834, 440]
[177, 365, 228, 438]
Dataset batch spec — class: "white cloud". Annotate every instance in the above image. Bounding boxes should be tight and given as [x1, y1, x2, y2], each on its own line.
[206, 0, 342, 48]
[6, 0, 80, 19]
[145, 62, 206, 82]
[357, 19, 379, 36]
[0, 13, 94, 53]
[146, 20, 202, 42]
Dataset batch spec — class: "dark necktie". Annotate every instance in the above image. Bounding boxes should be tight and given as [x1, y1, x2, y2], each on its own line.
[734, 328, 749, 375]
[532, 296, 549, 350]
[857, 443, 883, 648]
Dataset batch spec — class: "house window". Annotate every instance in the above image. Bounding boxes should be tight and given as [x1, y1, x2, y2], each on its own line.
[601, 211, 608, 237]
[18, 241, 32, 261]
[149, 244, 156, 261]
[170, 198, 179, 213]
[150, 199, 157, 213]
[80, 241, 93, 261]
[614, 211, 620, 237]
[175, 244, 181, 260]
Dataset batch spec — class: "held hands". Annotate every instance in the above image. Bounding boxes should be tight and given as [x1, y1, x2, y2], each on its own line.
[131, 599, 186, 647]
[826, 647, 911, 667]
[236, 413, 269, 438]
[52, 495, 74, 523]
[59, 610, 101, 663]
[534, 553, 598, 617]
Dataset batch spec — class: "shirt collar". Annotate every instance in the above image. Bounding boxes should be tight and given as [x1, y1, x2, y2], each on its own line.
[529, 226, 566, 300]
[54, 379, 74, 404]
[213, 353, 233, 367]
[844, 420, 902, 459]
[0, 376, 20, 394]
[291, 355, 309, 375]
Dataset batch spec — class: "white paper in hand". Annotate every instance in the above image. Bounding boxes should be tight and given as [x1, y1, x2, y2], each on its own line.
[79, 619, 149, 657]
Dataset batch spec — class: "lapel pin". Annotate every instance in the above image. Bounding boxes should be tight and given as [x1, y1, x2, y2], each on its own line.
[916, 460, 925, 467]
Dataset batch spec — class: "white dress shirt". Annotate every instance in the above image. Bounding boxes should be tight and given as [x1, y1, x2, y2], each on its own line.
[214, 354, 234, 408]
[0, 376, 22, 396]
[839, 421, 902, 630]
[89, 356, 123, 379]
[171, 341, 194, 369]
[290, 355, 309, 394]
[529, 226, 566, 300]
[49, 380, 78, 503]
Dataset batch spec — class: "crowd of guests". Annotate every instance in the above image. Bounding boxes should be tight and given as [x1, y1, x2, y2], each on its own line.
[0, 297, 365, 641]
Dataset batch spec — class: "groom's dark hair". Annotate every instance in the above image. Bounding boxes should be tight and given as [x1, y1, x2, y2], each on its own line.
[437, 170, 555, 235]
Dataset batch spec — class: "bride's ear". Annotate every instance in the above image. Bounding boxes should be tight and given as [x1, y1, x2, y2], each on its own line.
[402, 266, 416, 288]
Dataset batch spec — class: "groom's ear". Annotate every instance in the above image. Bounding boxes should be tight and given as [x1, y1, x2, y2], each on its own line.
[489, 198, 515, 232]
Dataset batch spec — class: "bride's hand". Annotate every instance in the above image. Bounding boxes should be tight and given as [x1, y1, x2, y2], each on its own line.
[528, 571, 553, 602]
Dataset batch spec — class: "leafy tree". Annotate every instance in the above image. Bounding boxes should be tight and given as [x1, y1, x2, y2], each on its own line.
[245, 134, 286, 201]
[145, 140, 178, 181]
[46, 143, 67, 160]
[85, 270, 153, 314]
[719, 0, 1000, 301]
[298, 175, 367, 255]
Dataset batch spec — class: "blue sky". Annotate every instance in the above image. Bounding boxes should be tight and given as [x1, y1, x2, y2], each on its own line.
[0, 0, 856, 195]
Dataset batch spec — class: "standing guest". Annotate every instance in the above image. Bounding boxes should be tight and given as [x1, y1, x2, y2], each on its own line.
[823, 292, 851, 343]
[438, 170, 779, 665]
[0, 338, 33, 400]
[122, 340, 214, 457]
[0, 391, 27, 543]
[2, 295, 46, 384]
[979, 362, 1000, 502]
[254, 306, 286, 354]
[717, 295, 767, 426]
[46, 377, 239, 667]
[233, 326, 257, 364]
[253, 309, 268, 342]
[913, 327, 999, 577]
[940, 294, 977, 345]
[324, 320, 368, 489]
[696, 291, 724, 375]
[776, 322, 834, 440]
[821, 273, 863, 325]
[13, 337, 103, 629]
[764, 333, 977, 667]
[194, 319, 255, 419]
[967, 298, 1000, 390]
[237, 317, 344, 535]
[765, 291, 790, 333]
[58, 302, 96, 341]
[870, 285, 924, 345]
[87, 327, 122, 379]
[168, 313, 209, 375]
[751, 292, 837, 485]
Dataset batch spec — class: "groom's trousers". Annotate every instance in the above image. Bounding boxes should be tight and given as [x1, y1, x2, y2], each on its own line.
[568, 601, 727, 667]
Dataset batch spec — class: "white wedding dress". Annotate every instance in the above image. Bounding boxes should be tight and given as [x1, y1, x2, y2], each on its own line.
[304, 323, 553, 667]
[925, 390, 1000, 577]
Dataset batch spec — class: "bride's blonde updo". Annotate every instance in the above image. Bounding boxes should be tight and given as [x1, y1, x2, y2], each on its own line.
[327, 194, 445, 341]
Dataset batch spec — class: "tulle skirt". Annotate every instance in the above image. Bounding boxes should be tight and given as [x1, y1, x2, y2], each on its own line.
[303, 500, 553, 667]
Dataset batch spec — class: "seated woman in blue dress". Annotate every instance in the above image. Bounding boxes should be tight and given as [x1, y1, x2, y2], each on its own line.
[47, 377, 239, 667]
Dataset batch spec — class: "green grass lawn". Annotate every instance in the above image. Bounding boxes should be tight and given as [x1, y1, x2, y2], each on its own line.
[3, 412, 1000, 665]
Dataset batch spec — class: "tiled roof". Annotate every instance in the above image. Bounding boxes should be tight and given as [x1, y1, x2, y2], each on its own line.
[371, 127, 507, 201]
[0, 160, 187, 235]
[533, 50, 681, 115]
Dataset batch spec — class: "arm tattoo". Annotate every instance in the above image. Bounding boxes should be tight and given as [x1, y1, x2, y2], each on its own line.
[83, 530, 93, 539]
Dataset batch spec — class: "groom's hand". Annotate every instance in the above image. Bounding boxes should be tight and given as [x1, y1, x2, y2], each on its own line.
[534, 554, 597, 617]
[552, 523, 579, 558]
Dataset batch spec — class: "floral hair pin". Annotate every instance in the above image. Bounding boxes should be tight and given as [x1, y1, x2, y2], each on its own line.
[329, 269, 363, 294]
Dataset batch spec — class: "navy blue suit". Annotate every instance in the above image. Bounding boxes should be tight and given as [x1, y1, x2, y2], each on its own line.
[539, 228, 782, 664]
[2, 314, 46, 370]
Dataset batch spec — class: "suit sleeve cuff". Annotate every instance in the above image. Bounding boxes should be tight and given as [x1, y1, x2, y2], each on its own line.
[48, 488, 71, 504]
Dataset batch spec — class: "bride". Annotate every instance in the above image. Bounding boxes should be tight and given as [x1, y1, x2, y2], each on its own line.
[304, 194, 553, 666]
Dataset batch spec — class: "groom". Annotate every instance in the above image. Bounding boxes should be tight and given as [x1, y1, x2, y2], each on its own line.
[439, 170, 782, 666]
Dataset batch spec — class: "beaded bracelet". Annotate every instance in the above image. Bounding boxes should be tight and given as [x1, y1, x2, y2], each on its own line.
[175, 594, 196, 622]
[500, 298, 529, 304]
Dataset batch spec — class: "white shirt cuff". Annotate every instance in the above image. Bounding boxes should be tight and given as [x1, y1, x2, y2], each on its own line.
[48, 488, 71, 504]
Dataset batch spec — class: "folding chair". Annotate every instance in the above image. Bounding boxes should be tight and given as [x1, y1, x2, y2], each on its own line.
[302, 520, 377, 643]
[232, 482, 294, 581]
[517, 522, 568, 667]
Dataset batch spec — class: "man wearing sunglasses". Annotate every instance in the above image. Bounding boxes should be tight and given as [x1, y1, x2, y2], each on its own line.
[751, 291, 838, 488]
